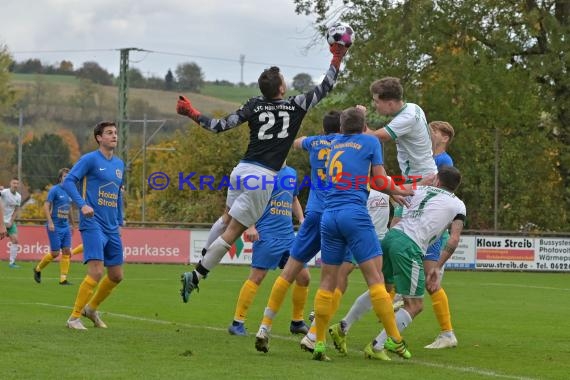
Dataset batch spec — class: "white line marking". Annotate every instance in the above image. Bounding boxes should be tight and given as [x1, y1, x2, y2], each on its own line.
[25, 302, 537, 380]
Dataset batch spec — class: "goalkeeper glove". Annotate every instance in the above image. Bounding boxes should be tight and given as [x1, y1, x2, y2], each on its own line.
[176, 95, 202, 122]
[330, 44, 349, 70]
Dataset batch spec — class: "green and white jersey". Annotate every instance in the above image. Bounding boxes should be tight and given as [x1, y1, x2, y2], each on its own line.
[367, 189, 390, 240]
[385, 103, 437, 179]
[1, 188, 21, 223]
[394, 186, 466, 252]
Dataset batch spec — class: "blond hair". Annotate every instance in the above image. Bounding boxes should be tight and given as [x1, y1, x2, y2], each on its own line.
[430, 121, 455, 145]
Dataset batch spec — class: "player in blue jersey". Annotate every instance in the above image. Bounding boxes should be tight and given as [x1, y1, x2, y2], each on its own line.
[228, 164, 310, 336]
[327, 121, 459, 354]
[254, 110, 341, 353]
[177, 45, 349, 303]
[62, 121, 125, 330]
[423, 121, 458, 349]
[311, 107, 414, 361]
[34, 168, 77, 285]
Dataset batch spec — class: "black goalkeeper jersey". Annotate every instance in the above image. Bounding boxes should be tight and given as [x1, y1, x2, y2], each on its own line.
[195, 65, 339, 171]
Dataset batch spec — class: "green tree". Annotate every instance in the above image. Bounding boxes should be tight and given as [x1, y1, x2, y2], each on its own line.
[76, 61, 113, 85]
[165, 69, 174, 91]
[293, 0, 569, 230]
[14, 133, 72, 191]
[292, 73, 314, 92]
[128, 67, 146, 88]
[0, 44, 16, 116]
[175, 62, 205, 92]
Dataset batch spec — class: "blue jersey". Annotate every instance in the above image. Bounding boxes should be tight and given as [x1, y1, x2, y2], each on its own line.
[46, 184, 72, 228]
[256, 166, 298, 237]
[63, 150, 124, 234]
[434, 151, 453, 169]
[324, 134, 383, 210]
[301, 134, 337, 213]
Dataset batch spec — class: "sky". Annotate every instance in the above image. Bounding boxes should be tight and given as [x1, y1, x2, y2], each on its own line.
[0, 0, 336, 85]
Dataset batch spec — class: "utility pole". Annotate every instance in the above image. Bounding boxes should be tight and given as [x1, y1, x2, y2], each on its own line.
[239, 54, 245, 85]
[17, 109, 23, 185]
[117, 47, 144, 191]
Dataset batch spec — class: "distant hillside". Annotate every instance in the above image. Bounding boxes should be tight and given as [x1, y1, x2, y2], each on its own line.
[9, 73, 264, 116]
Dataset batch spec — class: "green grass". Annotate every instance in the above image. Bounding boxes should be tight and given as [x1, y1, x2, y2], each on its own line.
[1, 263, 568, 379]
[10, 73, 81, 85]
[201, 84, 261, 104]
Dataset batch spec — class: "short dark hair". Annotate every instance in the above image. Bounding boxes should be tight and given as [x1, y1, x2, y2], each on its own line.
[340, 107, 365, 134]
[323, 110, 341, 134]
[94, 121, 116, 144]
[258, 66, 283, 99]
[438, 166, 462, 192]
[370, 77, 403, 101]
[57, 168, 70, 183]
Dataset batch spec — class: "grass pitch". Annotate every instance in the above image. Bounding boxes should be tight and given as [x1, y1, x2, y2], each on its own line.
[0, 262, 568, 379]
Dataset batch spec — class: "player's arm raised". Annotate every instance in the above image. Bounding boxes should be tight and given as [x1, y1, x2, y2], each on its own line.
[176, 95, 250, 133]
[292, 44, 348, 112]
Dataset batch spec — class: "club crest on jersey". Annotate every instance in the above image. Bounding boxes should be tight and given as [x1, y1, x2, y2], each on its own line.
[116, 169, 123, 179]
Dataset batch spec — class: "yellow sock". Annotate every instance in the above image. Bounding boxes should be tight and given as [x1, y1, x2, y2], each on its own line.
[261, 276, 291, 327]
[88, 275, 119, 310]
[36, 253, 55, 271]
[71, 275, 98, 318]
[59, 254, 71, 282]
[369, 283, 401, 341]
[233, 279, 259, 322]
[314, 288, 333, 342]
[330, 288, 343, 317]
[308, 322, 316, 336]
[431, 288, 453, 332]
[388, 287, 396, 301]
[71, 244, 84, 255]
[291, 283, 309, 321]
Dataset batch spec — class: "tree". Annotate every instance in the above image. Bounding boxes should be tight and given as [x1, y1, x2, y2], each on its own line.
[14, 133, 72, 191]
[165, 69, 174, 91]
[75, 61, 113, 85]
[293, 0, 569, 230]
[128, 67, 146, 88]
[175, 62, 205, 92]
[292, 73, 314, 92]
[0, 44, 16, 115]
[58, 60, 74, 73]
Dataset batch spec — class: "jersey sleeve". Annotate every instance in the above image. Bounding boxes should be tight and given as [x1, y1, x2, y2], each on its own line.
[301, 136, 315, 152]
[46, 187, 56, 203]
[197, 98, 254, 133]
[370, 137, 384, 166]
[384, 108, 415, 139]
[63, 154, 92, 208]
[292, 65, 338, 112]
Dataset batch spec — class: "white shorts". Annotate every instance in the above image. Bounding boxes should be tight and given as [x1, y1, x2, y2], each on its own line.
[226, 162, 276, 228]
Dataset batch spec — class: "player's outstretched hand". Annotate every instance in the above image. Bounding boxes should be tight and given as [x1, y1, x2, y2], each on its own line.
[176, 95, 202, 122]
[330, 43, 349, 69]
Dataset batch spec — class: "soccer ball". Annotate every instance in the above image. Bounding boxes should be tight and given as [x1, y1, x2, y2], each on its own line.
[326, 22, 354, 47]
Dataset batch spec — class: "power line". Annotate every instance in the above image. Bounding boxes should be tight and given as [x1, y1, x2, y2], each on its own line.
[11, 47, 327, 72]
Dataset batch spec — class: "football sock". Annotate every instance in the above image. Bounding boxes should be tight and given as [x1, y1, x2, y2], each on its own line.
[372, 308, 412, 350]
[291, 283, 309, 321]
[9, 244, 18, 264]
[36, 253, 55, 271]
[369, 283, 401, 341]
[71, 244, 83, 255]
[234, 279, 259, 323]
[307, 320, 317, 341]
[314, 288, 333, 342]
[71, 275, 97, 318]
[330, 288, 343, 316]
[261, 276, 291, 327]
[59, 254, 71, 282]
[431, 287, 453, 332]
[204, 217, 228, 250]
[344, 290, 372, 331]
[199, 236, 231, 278]
[88, 275, 119, 310]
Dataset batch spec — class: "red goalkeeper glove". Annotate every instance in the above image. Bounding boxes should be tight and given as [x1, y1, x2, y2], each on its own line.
[176, 95, 201, 122]
[330, 43, 349, 70]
